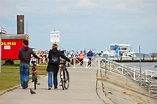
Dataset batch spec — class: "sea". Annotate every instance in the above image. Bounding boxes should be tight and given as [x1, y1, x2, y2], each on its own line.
[118, 53, 157, 72]
[121, 62, 157, 72]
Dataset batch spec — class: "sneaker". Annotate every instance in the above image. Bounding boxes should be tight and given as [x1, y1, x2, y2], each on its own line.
[48, 88, 51, 90]
[54, 87, 58, 89]
[22, 87, 26, 89]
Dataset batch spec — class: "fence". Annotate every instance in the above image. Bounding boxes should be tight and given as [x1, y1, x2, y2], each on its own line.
[98, 58, 157, 98]
[33, 56, 100, 69]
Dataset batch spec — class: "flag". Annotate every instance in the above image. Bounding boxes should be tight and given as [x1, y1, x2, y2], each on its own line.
[0, 26, 7, 34]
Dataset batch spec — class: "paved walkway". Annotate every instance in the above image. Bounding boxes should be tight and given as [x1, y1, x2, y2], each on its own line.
[0, 67, 104, 104]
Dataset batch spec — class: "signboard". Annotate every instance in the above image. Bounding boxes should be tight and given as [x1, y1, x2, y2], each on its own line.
[17, 15, 24, 34]
[50, 30, 60, 42]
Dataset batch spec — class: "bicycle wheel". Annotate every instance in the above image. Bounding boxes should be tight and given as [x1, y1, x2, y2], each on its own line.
[61, 77, 65, 90]
[32, 73, 37, 90]
[34, 76, 37, 90]
[63, 69, 70, 90]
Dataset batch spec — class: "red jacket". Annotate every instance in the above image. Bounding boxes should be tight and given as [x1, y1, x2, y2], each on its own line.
[78, 52, 84, 60]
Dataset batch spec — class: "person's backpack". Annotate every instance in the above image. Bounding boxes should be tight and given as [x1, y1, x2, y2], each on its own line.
[50, 54, 59, 64]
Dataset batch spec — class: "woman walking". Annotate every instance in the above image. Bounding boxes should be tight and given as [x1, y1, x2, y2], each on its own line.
[46, 43, 70, 90]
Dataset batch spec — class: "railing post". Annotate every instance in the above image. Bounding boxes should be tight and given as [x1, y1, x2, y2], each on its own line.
[105, 59, 107, 77]
[109, 60, 111, 71]
[151, 70, 153, 79]
[122, 64, 124, 74]
[98, 58, 100, 70]
[126, 71, 128, 84]
[85, 58, 88, 68]
[133, 67, 136, 80]
[73, 57, 76, 68]
[139, 45, 142, 83]
[145, 70, 148, 82]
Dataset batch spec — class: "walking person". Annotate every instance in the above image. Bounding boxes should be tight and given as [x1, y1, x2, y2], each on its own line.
[46, 43, 70, 90]
[87, 49, 93, 66]
[78, 50, 84, 66]
[83, 48, 87, 56]
[18, 39, 40, 89]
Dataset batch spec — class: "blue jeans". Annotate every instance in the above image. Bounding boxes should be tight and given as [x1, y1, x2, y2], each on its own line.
[48, 71, 58, 89]
[48, 71, 53, 88]
[20, 63, 30, 89]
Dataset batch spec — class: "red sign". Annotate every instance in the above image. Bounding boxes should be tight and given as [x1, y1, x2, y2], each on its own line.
[1, 40, 23, 60]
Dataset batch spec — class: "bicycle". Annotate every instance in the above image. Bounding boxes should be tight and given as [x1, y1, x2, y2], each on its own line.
[31, 61, 38, 90]
[59, 61, 70, 90]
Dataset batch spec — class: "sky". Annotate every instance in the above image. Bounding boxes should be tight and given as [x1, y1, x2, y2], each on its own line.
[0, 0, 157, 53]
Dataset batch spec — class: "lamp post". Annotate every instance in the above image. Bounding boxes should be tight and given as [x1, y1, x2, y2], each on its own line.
[139, 45, 142, 83]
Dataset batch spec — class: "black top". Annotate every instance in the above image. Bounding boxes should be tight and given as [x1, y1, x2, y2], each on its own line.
[46, 48, 70, 72]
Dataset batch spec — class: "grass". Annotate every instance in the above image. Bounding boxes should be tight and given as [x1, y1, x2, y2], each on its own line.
[0, 62, 47, 92]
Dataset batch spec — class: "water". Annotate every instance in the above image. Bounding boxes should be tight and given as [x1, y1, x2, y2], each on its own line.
[121, 62, 157, 71]
[119, 53, 157, 71]
[134, 53, 152, 58]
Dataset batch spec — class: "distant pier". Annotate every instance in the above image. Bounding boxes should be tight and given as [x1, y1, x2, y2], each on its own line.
[107, 57, 157, 62]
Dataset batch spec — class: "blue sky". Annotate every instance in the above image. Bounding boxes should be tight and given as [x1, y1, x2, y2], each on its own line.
[0, 0, 157, 53]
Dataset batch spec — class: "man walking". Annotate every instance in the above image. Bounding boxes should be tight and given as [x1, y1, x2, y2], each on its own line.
[18, 39, 40, 89]
[87, 49, 93, 66]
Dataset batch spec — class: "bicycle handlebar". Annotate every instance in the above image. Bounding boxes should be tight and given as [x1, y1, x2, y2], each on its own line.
[59, 62, 66, 65]
[59, 59, 67, 65]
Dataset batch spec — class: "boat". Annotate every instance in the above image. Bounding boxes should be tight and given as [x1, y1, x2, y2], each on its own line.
[103, 43, 136, 58]
[150, 53, 157, 57]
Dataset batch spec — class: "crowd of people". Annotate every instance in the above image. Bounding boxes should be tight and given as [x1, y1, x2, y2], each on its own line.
[32, 48, 95, 66]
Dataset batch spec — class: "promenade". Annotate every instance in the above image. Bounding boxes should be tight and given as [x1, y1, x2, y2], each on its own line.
[0, 67, 104, 104]
[0, 66, 157, 104]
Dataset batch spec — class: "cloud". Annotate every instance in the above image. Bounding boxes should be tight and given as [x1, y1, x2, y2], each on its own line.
[53, 6, 69, 13]
[115, 2, 140, 14]
[1, 0, 157, 17]
[80, 0, 141, 14]
[141, 15, 157, 28]
[77, 0, 95, 9]
[58, 20, 71, 30]
[0, 8, 12, 17]
[16, 5, 38, 13]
